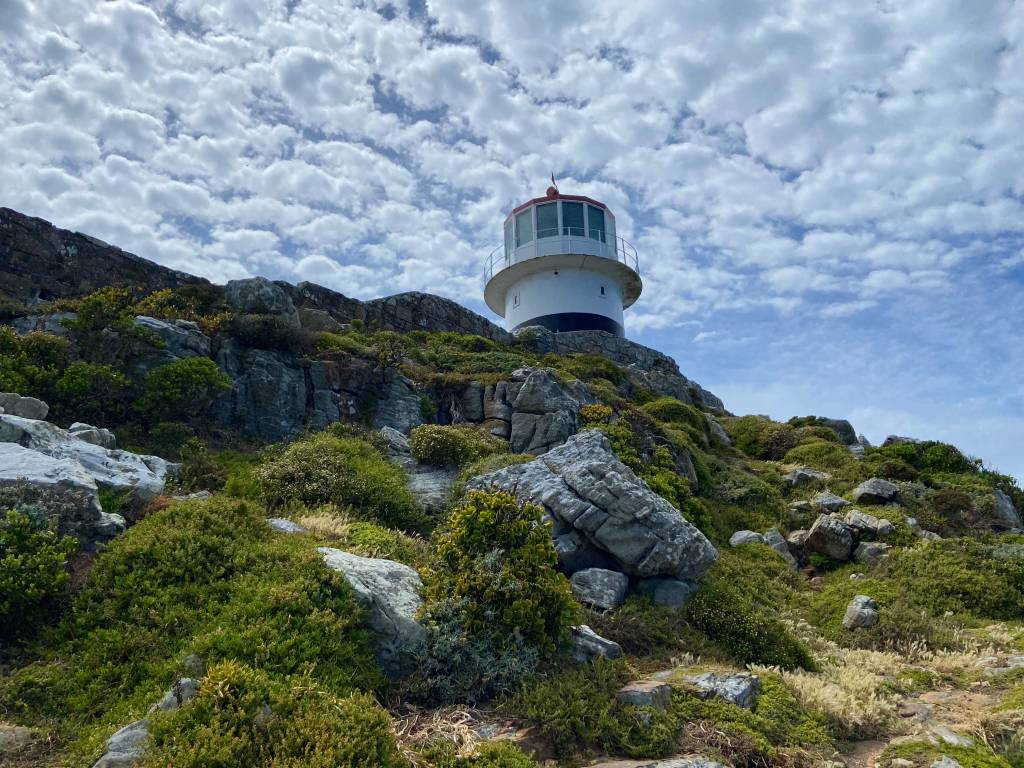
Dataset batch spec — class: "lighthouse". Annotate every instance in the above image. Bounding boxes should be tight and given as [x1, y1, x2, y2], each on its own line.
[484, 187, 642, 338]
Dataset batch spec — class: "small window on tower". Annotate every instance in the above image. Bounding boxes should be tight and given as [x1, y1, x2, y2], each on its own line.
[513, 293, 520, 308]
[600, 285, 605, 295]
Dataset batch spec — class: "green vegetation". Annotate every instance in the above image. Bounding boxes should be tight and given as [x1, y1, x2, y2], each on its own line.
[783, 440, 858, 472]
[141, 661, 404, 768]
[725, 415, 801, 461]
[54, 361, 135, 425]
[881, 739, 1014, 768]
[0, 496, 382, 763]
[410, 423, 508, 467]
[255, 427, 428, 533]
[421, 741, 538, 768]
[135, 356, 232, 424]
[414, 490, 579, 703]
[0, 509, 76, 632]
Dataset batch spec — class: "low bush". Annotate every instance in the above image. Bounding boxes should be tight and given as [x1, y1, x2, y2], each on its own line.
[547, 352, 625, 385]
[423, 489, 578, 654]
[53, 361, 135, 425]
[0, 496, 382, 762]
[142, 660, 404, 768]
[421, 741, 538, 768]
[587, 596, 722, 660]
[0, 509, 76, 632]
[880, 739, 1014, 768]
[579, 403, 614, 425]
[135, 357, 231, 425]
[132, 285, 232, 335]
[297, 508, 426, 567]
[642, 397, 708, 433]
[410, 424, 508, 467]
[725, 416, 801, 461]
[684, 548, 816, 670]
[227, 313, 316, 354]
[256, 431, 427, 533]
[783, 440, 859, 472]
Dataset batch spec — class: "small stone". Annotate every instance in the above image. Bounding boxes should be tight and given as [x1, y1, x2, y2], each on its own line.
[729, 530, 764, 547]
[783, 467, 832, 487]
[843, 595, 880, 629]
[0, 393, 48, 420]
[571, 624, 623, 662]
[853, 477, 900, 505]
[634, 577, 698, 608]
[616, 680, 673, 710]
[762, 528, 798, 569]
[684, 672, 762, 709]
[931, 758, 963, 768]
[570, 568, 629, 610]
[928, 725, 974, 748]
[267, 517, 306, 534]
[854, 541, 891, 566]
[812, 491, 850, 514]
[378, 426, 410, 453]
[890, 759, 914, 768]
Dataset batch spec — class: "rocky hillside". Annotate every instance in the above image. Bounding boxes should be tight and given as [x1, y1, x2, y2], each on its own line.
[1, 210, 1022, 768]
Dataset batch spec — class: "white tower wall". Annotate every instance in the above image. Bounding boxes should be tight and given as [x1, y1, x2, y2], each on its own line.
[504, 268, 625, 335]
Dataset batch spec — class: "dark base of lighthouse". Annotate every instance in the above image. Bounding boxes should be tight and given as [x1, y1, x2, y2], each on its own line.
[513, 312, 624, 338]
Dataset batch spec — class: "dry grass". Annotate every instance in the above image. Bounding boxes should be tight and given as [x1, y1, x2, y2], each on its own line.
[296, 505, 354, 540]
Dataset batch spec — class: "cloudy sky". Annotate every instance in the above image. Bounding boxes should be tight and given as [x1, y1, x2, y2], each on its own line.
[2, 0, 1022, 479]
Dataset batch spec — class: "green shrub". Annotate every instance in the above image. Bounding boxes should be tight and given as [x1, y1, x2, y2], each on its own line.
[256, 431, 427, 533]
[132, 285, 232, 335]
[174, 438, 227, 492]
[579, 403, 613, 425]
[227, 313, 316, 354]
[0, 296, 27, 320]
[642, 397, 707, 433]
[54, 361, 135, 425]
[142, 660, 404, 768]
[0, 496, 382, 758]
[409, 424, 508, 467]
[867, 440, 977, 476]
[422, 489, 579, 655]
[135, 357, 231, 425]
[684, 548, 815, 670]
[0, 328, 68, 402]
[783, 440, 858, 472]
[0, 509, 76, 631]
[421, 740, 538, 768]
[876, 458, 919, 481]
[147, 421, 197, 457]
[725, 416, 801, 461]
[881, 739, 1014, 768]
[587, 596, 722, 660]
[547, 352, 625, 384]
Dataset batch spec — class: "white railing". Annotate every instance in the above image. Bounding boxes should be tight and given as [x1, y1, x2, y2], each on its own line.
[484, 232, 639, 283]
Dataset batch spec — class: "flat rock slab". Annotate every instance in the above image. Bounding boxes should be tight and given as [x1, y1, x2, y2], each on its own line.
[318, 547, 425, 676]
[684, 672, 761, 709]
[616, 680, 673, 710]
[571, 568, 629, 610]
[571, 624, 622, 662]
[267, 517, 306, 534]
[587, 758, 724, 768]
[853, 478, 900, 505]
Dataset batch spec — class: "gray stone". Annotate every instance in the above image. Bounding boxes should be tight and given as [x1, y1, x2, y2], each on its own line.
[224, 276, 299, 324]
[554, 531, 617, 573]
[509, 369, 580, 455]
[993, 490, 1022, 528]
[297, 306, 344, 332]
[812, 491, 850, 514]
[931, 758, 963, 768]
[570, 624, 623, 662]
[68, 422, 117, 449]
[806, 514, 855, 561]
[587, 759, 723, 768]
[927, 725, 974, 748]
[707, 416, 731, 445]
[406, 465, 457, 514]
[842, 594, 880, 629]
[96, 719, 150, 767]
[373, 373, 424, 435]
[763, 528, 798, 569]
[729, 530, 764, 547]
[133, 316, 211, 358]
[685, 672, 762, 709]
[12, 312, 76, 337]
[0, 723, 37, 753]
[616, 680, 673, 710]
[571, 568, 629, 610]
[0, 442, 124, 548]
[844, 509, 895, 537]
[853, 478, 900, 505]
[0, 393, 48, 420]
[468, 430, 718, 581]
[267, 517, 306, 534]
[0, 414, 172, 503]
[378, 426, 410, 453]
[319, 548, 425, 676]
[149, 678, 199, 714]
[783, 467, 832, 487]
[854, 541, 891, 565]
[634, 577, 698, 608]
[214, 342, 307, 443]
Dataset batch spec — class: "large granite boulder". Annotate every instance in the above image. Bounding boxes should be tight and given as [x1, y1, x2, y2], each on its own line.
[372, 372, 425, 435]
[509, 369, 580, 455]
[992, 490, 1022, 528]
[843, 509, 895, 537]
[224, 276, 299, 325]
[318, 548, 425, 677]
[0, 414, 173, 503]
[467, 429, 717, 582]
[0, 393, 48, 420]
[0, 442, 125, 547]
[806, 513, 855, 561]
[133, 316, 211, 358]
[570, 568, 629, 610]
[214, 341, 308, 443]
[853, 478, 900, 505]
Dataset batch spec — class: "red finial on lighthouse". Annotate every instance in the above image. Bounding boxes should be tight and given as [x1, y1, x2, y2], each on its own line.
[546, 172, 559, 198]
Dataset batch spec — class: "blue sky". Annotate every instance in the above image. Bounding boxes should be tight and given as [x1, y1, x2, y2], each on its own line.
[1, 0, 1022, 480]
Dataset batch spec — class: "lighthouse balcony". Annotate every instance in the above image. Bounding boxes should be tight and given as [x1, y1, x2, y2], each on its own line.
[483, 231, 639, 283]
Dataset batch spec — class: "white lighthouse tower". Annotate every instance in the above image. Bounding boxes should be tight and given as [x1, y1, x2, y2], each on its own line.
[484, 186, 641, 338]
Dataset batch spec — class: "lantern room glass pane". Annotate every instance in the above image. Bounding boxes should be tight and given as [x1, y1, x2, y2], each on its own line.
[504, 219, 513, 259]
[588, 205, 605, 242]
[536, 203, 558, 239]
[515, 209, 533, 246]
[562, 201, 584, 236]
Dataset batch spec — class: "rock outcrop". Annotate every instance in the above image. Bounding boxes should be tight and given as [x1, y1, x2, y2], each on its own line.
[843, 594, 880, 629]
[467, 429, 717, 591]
[685, 672, 762, 709]
[805, 513, 855, 561]
[853, 477, 900, 505]
[318, 548, 425, 676]
[510, 368, 581, 455]
[570, 567, 629, 610]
